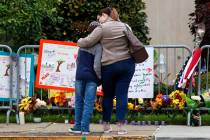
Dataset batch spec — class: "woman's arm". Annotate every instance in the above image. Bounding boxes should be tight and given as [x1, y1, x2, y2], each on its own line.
[77, 26, 102, 48]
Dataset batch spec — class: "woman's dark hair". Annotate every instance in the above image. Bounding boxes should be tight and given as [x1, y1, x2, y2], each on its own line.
[87, 21, 100, 33]
[98, 7, 112, 16]
[98, 7, 120, 21]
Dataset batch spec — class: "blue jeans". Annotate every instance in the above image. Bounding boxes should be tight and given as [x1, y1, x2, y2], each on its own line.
[102, 58, 135, 122]
[74, 80, 97, 132]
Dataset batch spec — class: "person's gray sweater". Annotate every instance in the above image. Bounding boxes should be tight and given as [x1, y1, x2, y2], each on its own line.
[76, 43, 102, 84]
[77, 18, 131, 66]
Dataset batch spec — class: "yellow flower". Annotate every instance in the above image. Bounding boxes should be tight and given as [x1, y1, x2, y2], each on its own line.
[19, 96, 32, 112]
[173, 99, 179, 105]
[113, 98, 116, 107]
[169, 90, 186, 109]
[95, 102, 102, 112]
[128, 103, 134, 110]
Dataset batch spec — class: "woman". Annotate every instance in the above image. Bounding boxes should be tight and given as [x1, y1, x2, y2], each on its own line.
[77, 7, 135, 135]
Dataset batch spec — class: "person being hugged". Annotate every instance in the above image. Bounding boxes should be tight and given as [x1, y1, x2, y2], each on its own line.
[68, 21, 102, 135]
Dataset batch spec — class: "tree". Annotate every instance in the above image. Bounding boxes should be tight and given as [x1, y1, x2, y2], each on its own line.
[4, 64, 10, 76]
[0, 0, 150, 50]
[56, 60, 65, 72]
[189, 0, 210, 69]
[189, 0, 210, 45]
[44, 0, 151, 44]
[0, 0, 62, 50]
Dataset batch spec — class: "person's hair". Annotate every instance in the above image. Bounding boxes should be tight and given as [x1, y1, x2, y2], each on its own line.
[99, 7, 120, 21]
[87, 21, 100, 32]
[110, 8, 120, 21]
[99, 7, 112, 16]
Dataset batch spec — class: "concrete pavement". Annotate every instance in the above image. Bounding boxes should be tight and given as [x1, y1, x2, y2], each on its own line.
[1, 123, 210, 139]
[154, 125, 210, 140]
[0, 123, 157, 140]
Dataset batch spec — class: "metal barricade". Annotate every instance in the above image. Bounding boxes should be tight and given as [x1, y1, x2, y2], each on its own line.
[17, 45, 39, 108]
[189, 45, 210, 126]
[146, 45, 192, 94]
[147, 45, 193, 126]
[186, 45, 210, 126]
[17, 45, 71, 112]
[197, 45, 210, 95]
[0, 45, 17, 124]
[16, 44, 193, 124]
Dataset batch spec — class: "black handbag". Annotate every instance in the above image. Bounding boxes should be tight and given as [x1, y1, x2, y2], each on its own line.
[123, 24, 148, 63]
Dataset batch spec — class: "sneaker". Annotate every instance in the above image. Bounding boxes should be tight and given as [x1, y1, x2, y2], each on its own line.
[103, 122, 112, 133]
[104, 127, 112, 133]
[82, 131, 90, 135]
[68, 128, 81, 134]
[117, 123, 127, 135]
[118, 129, 127, 135]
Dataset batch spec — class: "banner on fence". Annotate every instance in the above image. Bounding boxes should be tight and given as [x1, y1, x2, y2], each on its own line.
[128, 47, 154, 98]
[0, 53, 34, 99]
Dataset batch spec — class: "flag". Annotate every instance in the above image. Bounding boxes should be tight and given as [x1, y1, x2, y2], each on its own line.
[178, 47, 201, 88]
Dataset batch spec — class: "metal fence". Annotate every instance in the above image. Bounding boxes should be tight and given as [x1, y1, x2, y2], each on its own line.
[187, 45, 210, 126]
[17, 45, 71, 111]
[147, 45, 192, 94]
[197, 45, 210, 96]
[0, 45, 18, 124]
[16, 45, 193, 123]
[0, 44, 195, 125]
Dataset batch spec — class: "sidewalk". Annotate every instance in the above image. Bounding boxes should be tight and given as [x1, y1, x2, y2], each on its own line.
[0, 123, 157, 140]
[1, 123, 210, 140]
[154, 125, 210, 140]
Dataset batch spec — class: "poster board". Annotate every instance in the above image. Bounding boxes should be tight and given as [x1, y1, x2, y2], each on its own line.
[0, 53, 34, 100]
[36, 39, 78, 92]
[36, 39, 103, 95]
[128, 47, 154, 98]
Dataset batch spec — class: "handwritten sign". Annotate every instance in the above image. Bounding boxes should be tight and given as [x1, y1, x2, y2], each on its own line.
[36, 39, 103, 95]
[128, 47, 154, 98]
[36, 39, 78, 91]
[0, 53, 34, 99]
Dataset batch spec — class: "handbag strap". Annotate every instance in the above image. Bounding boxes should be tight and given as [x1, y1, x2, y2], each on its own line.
[124, 23, 132, 32]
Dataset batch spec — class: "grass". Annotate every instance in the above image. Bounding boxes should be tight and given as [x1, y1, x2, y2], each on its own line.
[1, 110, 210, 125]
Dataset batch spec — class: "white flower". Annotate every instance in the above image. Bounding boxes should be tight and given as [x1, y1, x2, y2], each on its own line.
[138, 98, 144, 104]
[33, 98, 46, 110]
[191, 96, 201, 101]
[68, 97, 75, 108]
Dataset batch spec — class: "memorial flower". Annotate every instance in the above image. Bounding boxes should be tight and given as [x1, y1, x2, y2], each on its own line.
[50, 92, 67, 107]
[19, 96, 46, 114]
[113, 98, 116, 107]
[95, 101, 102, 112]
[150, 93, 167, 110]
[128, 102, 134, 110]
[68, 96, 75, 108]
[169, 90, 186, 109]
[138, 98, 144, 104]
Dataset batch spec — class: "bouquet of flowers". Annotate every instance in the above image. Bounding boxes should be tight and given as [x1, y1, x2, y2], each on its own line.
[95, 97, 103, 112]
[169, 90, 186, 109]
[49, 92, 68, 107]
[150, 93, 163, 110]
[185, 95, 203, 126]
[201, 91, 210, 107]
[68, 96, 75, 108]
[150, 93, 170, 110]
[19, 96, 46, 114]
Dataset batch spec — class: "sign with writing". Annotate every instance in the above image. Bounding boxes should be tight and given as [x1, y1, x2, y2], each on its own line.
[36, 39, 78, 91]
[128, 47, 154, 98]
[0, 53, 34, 100]
[36, 39, 103, 95]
